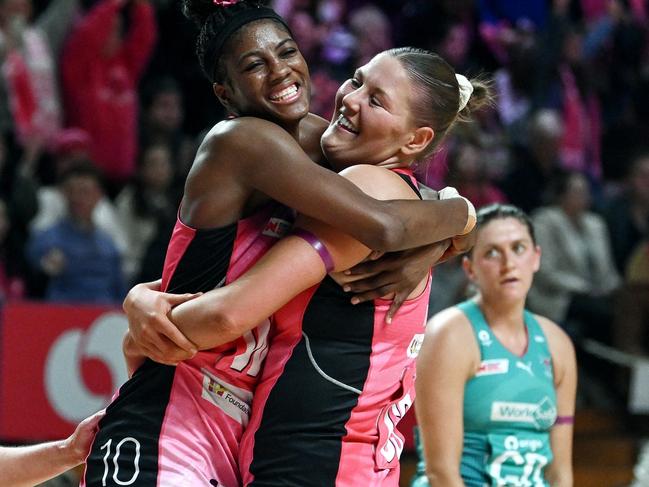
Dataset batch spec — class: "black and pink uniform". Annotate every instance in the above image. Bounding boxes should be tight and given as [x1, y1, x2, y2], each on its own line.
[239, 169, 430, 487]
[83, 202, 293, 487]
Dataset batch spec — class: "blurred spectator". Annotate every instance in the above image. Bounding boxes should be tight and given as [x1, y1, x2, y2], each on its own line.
[477, 0, 548, 64]
[287, 9, 324, 65]
[30, 128, 128, 255]
[140, 76, 194, 178]
[309, 69, 341, 120]
[0, 197, 25, 301]
[500, 109, 566, 213]
[528, 171, 620, 342]
[0, 0, 79, 147]
[116, 143, 178, 284]
[603, 151, 649, 274]
[348, 5, 392, 66]
[61, 0, 157, 192]
[493, 37, 538, 140]
[613, 239, 649, 355]
[445, 141, 507, 210]
[26, 162, 125, 303]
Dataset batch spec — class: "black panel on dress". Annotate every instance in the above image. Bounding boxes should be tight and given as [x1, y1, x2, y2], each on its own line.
[249, 276, 375, 486]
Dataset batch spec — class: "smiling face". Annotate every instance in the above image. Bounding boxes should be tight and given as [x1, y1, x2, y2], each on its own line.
[214, 20, 310, 128]
[464, 217, 541, 305]
[320, 52, 433, 169]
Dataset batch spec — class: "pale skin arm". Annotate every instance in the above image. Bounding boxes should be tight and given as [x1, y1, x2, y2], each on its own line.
[415, 308, 479, 487]
[165, 164, 426, 350]
[538, 316, 577, 487]
[0, 410, 104, 487]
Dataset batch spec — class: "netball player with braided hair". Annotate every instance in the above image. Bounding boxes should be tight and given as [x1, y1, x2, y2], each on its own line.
[82, 1, 476, 486]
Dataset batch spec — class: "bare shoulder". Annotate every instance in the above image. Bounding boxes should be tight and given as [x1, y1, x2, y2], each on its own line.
[534, 314, 576, 371]
[207, 117, 298, 148]
[535, 314, 575, 354]
[338, 164, 419, 201]
[420, 305, 479, 376]
[426, 306, 473, 342]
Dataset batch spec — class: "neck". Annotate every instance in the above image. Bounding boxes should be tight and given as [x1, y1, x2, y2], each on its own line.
[477, 294, 526, 333]
[283, 120, 301, 141]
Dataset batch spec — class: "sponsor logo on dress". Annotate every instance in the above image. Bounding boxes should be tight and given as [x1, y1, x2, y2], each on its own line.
[491, 397, 557, 430]
[478, 330, 492, 347]
[407, 334, 424, 358]
[516, 361, 534, 377]
[262, 218, 291, 238]
[476, 359, 509, 377]
[201, 369, 252, 426]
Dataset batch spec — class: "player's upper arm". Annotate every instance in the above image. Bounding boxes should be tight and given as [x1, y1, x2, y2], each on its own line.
[537, 314, 576, 487]
[415, 307, 478, 480]
[295, 164, 420, 272]
[217, 118, 404, 250]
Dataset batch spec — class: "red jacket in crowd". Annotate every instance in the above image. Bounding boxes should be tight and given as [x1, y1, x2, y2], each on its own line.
[62, 0, 157, 183]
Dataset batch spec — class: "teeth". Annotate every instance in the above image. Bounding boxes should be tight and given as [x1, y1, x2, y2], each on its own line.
[337, 114, 358, 134]
[270, 84, 298, 101]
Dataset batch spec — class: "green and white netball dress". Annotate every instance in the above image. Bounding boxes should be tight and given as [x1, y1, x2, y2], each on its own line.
[412, 299, 557, 487]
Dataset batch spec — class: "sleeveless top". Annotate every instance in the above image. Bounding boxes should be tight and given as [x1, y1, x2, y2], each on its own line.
[459, 299, 556, 487]
[240, 168, 430, 487]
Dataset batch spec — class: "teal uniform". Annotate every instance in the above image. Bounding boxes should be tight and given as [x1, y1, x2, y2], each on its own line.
[412, 299, 557, 487]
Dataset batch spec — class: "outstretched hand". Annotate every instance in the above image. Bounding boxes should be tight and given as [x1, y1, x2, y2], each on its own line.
[63, 410, 106, 465]
[122, 280, 200, 367]
[342, 240, 450, 323]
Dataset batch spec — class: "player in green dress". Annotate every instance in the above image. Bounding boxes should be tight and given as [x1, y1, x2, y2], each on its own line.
[413, 204, 577, 487]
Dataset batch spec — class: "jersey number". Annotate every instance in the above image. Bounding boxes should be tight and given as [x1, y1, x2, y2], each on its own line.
[100, 438, 141, 486]
[490, 451, 548, 487]
[230, 321, 270, 377]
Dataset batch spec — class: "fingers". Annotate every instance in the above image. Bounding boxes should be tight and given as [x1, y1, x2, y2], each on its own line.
[350, 284, 396, 305]
[139, 335, 194, 364]
[165, 292, 203, 306]
[343, 271, 395, 293]
[158, 316, 198, 353]
[344, 256, 397, 276]
[81, 409, 106, 430]
[385, 292, 408, 324]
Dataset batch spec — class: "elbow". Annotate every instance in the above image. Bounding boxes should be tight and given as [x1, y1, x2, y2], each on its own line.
[205, 305, 246, 346]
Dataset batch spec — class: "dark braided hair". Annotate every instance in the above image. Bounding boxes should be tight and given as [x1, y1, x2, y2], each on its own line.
[182, 0, 291, 83]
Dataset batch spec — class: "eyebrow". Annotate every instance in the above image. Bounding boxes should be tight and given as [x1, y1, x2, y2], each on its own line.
[237, 38, 295, 65]
[353, 68, 392, 109]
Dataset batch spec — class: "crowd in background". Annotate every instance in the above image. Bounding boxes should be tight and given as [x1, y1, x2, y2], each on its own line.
[1, 0, 649, 397]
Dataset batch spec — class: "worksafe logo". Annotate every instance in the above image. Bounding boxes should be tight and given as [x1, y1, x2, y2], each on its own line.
[491, 397, 557, 430]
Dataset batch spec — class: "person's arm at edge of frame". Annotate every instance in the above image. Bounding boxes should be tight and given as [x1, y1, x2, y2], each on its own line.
[168, 164, 423, 350]
[0, 410, 104, 487]
[415, 308, 477, 487]
[539, 315, 577, 487]
[212, 118, 473, 252]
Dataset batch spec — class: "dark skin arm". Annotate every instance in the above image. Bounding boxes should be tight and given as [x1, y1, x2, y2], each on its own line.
[123, 116, 473, 361]
[344, 184, 476, 321]
[182, 117, 471, 251]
